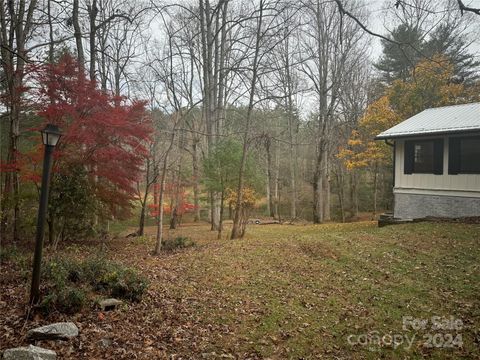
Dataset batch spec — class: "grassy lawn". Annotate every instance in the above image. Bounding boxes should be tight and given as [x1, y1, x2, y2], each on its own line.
[1, 221, 480, 359]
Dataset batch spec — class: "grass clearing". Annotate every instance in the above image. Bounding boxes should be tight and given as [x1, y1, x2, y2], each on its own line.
[1, 221, 479, 358]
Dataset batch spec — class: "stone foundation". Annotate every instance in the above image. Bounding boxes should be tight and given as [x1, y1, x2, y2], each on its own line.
[394, 192, 480, 219]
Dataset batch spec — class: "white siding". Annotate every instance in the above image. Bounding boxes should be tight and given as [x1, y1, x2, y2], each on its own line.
[395, 136, 480, 197]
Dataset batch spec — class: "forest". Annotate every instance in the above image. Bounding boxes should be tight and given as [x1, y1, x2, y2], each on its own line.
[1, 0, 480, 358]
[1, 0, 480, 246]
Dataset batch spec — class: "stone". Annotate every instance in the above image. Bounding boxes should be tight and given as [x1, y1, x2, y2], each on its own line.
[3, 345, 56, 360]
[27, 322, 79, 341]
[99, 298, 123, 311]
[99, 338, 112, 348]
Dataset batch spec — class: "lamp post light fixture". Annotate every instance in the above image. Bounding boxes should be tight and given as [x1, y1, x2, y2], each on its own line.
[30, 124, 62, 304]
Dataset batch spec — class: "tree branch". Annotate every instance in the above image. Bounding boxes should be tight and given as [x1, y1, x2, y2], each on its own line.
[95, 13, 132, 31]
[332, 0, 402, 45]
[457, 0, 480, 16]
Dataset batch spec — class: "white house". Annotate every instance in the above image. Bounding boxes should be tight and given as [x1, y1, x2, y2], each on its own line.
[376, 102, 480, 220]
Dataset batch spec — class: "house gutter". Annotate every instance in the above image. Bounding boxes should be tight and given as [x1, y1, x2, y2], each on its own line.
[375, 129, 480, 140]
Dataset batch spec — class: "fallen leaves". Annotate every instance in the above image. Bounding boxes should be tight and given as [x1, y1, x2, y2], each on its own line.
[1, 222, 480, 359]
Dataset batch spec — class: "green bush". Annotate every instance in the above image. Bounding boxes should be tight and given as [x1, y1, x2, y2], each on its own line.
[132, 235, 151, 245]
[48, 166, 98, 242]
[39, 286, 87, 315]
[0, 245, 19, 262]
[162, 236, 195, 251]
[110, 268, 148, 302]
[39, 256, 148, 314]
[0, 245, 30, 280]
[81, 257, 147, 301]
[62, 287, 86, 312]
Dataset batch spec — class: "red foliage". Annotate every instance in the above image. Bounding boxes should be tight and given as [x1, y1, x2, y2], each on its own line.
[147, 182, 197, 218]
[19, 144, 44, 184]
[26, 54, 152, 216]
[0, 160, 19, 173]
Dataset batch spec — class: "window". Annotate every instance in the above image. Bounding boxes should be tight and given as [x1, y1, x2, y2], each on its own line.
[413, 141, 434, 173]
[404, 139, 443, 175]
[449, 136, 480, 174]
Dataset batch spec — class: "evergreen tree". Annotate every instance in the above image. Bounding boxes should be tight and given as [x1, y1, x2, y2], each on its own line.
[375, 24, 423, 82]
[423, 23, 480, 83]
[375, 22, 479, 83]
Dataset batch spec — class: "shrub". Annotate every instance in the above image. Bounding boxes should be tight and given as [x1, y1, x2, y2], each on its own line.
[0, 246, 28, 266]
[39, 286, 87, 315]
[0, 246, 18, 262]
[39, 256, 148, 314]
[0, 245, 30, 280]
[162, 236, 195, 251]
[81, 256, 114, 290]
[60, 287, 86, 313]
[132, 235, 151, 245]
[81, 257, 148, 301]
[42, 258, 70, 289]
[110, 268, 149, 302]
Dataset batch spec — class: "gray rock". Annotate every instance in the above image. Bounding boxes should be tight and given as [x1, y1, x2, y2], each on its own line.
[99, 298, 123, 311]
[99, 337, 112, 348]
[3, 345, 56, 360]
[27, 322, 79, 341]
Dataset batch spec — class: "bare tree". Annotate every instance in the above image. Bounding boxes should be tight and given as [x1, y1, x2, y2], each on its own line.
[299, 0, 368, 223]
[231, 0, 272, 239]
[0, 0, 39, 241]
[96, 0, 149, 94]
[267, 4, 305, 219]
[198, 0, 232, 231]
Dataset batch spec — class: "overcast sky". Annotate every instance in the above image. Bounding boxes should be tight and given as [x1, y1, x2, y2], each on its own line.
[367, 0, 480, 61]
[148, 0, 480, 115]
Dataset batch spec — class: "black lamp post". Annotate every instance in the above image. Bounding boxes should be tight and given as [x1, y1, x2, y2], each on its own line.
[30, 124, 62, 304]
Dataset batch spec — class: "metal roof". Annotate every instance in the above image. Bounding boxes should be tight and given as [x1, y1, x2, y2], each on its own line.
[375, 102, 480, 139]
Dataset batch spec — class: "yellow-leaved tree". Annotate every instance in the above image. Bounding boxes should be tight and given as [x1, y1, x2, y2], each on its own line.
[388, 55, 468, 119]
[340, 55, 479, 216]
[338, 96, 400, 215]
[226, 187, 257, 238]
[339, 95, 400, 171]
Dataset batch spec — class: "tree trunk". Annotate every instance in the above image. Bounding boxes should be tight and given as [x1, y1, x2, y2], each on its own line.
[285, 48, 297, 220]
[372, 164, 378, 219]
[313, 141, 325, 224]
[231, 0, 264, 239]
[192, 140, 201, 222]
[99, 27, 108, 91]
[322, 151, 330, 221]
[154, 166, 167, 255]
[87, 0, 98, 81]
[265, 159, 271, 217]
[289, 148, 297, 220]
[137, 155, 153, 236]
[154, 117, 177, 255]
[73, 0, 85, 69]
[199, 0, 217, 231]
[265, 137, 275, 217]
[210, 193, 220, 230]
[350, 171, 359, 218]
[313, 168, 323, 224]
[217, 189, 224, 240]
[170, 207, 179, 229]
[47, 0, 54, 64]
[335, 167, 346, 223]
[274, 139, 280, 219]
[138, 189, 148, 236]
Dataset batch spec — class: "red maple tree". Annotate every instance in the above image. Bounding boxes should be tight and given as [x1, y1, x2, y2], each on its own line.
[25, 54, 152, 218]
[148, 182, 197, 218]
